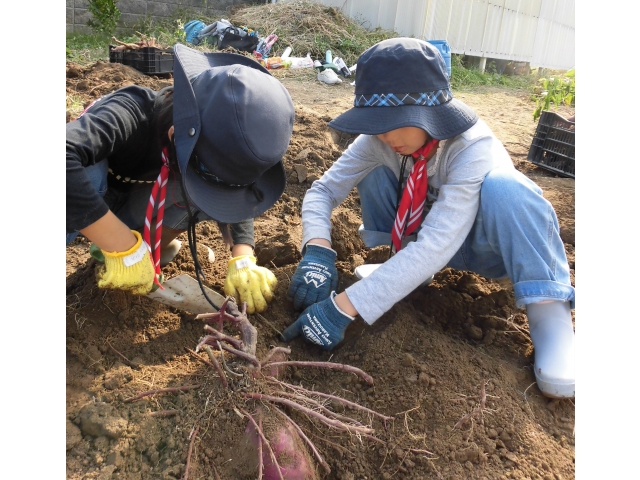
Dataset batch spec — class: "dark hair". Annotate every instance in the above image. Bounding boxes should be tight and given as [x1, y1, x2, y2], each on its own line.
[217, 223, 234, 247]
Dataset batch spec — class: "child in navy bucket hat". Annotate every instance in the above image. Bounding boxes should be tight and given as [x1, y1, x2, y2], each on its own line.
[282, 38, 575, 399]
[67, 44, 295, 314]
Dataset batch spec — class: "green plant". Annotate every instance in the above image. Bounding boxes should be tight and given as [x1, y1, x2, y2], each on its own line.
[532, 68, 575, 121]
[130, 15, 187, 47]
[87, 0, 121, 36]
[170, 18, 187, 45]
[67, 12, 188, 66]
[66, 33, 114, 65]
[449, 54, 535, 91]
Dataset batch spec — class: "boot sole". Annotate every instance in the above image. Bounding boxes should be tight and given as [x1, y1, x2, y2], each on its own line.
[534, 366, 575, 399]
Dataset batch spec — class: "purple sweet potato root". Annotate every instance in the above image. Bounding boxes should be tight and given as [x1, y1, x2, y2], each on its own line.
[243, 343, 316, 478]
[265, 351, 288, 378]
[245, 419, 317, 480]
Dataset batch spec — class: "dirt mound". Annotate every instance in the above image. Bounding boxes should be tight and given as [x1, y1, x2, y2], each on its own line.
[66, 61, 173, 121]
[66, 59, 575, 479]
[229, 0, 396, 65]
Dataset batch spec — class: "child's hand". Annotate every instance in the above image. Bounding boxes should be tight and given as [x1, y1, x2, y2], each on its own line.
[95, 230, 156, 295]
[224, 255, 277, 314]
[287, 244, 338, 310]
[281, 292, 354, 350]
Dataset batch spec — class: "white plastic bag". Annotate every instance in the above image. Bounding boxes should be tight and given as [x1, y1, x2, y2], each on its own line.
[287, 53, 314, 69]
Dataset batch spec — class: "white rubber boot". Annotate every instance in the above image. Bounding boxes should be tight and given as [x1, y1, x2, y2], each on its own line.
[354, 263, 434, 286]
[526, 301, 575, 399]
[160, 239, 183, 267]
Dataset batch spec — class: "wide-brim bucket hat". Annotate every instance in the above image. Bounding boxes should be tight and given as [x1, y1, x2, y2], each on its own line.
[173, 43, 295, 224]
[328, 38, 477, 140]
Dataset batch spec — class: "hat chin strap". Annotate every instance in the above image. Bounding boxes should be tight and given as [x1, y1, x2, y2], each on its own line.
[172, 139, 221, 312]
[250, 183, 264, 202]
[193, 156, 265, 203]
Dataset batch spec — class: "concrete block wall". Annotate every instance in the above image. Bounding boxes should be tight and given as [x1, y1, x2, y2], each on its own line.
[67, 0, 258, 34]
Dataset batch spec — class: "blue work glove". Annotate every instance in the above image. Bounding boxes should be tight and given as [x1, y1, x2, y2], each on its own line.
[281, 292, 354, 350]
[287, 244, 338, 311]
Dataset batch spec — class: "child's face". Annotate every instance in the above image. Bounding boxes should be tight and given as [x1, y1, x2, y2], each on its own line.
[376, 127, 430, 156]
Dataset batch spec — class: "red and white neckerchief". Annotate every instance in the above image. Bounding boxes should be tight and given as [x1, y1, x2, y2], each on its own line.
[78, 99, 168, 289]
[143, 147, 170, 289]
[391, 138, 439, 252]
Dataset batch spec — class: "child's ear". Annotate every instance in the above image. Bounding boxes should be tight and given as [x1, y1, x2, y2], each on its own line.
[168, 125, 175, 141]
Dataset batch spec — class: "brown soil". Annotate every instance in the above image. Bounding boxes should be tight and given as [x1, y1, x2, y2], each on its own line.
[66, 61, 575, 480]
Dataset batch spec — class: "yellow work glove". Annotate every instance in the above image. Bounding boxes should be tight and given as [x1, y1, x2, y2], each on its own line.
[224, 255, 277, 314]
[96, 230, 156, 295]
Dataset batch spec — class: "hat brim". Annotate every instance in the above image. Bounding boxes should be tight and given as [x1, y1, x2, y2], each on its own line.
[327, 98, 478, 140]
[183, 159, 287, 224]
[173, 44, 284, 224]
[174, 43, 269, 79]
[173, 46, 270, 167]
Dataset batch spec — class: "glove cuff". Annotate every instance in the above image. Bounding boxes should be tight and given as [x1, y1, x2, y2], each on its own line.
[102, 230, 148, 266]
[228, 255, 257, 269]
[99, 239, 155, 295]
[305, 243, 337, 261]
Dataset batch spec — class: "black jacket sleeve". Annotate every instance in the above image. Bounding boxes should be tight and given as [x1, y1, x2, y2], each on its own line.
[66, 87, 155, 233]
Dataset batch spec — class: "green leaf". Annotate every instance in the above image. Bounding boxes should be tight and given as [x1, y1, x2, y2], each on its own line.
[564, 93, 574, 106]
[554, 92, 563, 106]
[89, 244, 105, 263]
[87, 0, 121, 36]
[533, 105, 542, 121]
[533, 68, 576, 118]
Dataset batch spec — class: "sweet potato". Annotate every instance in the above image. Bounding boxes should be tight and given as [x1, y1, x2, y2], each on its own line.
[245, 419, 317, 480]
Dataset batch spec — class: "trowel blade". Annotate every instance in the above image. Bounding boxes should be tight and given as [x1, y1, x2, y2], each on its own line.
[147, 274, 226, 314]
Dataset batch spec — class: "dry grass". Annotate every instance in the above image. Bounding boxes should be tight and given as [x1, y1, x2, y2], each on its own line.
[229, 0, 398, 65]
[66, 93, 87, 120]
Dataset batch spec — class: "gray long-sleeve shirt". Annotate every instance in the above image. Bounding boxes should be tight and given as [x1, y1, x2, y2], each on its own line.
[301, 119, 514, 324]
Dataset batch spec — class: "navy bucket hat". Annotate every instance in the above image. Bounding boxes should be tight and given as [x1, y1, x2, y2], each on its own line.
[173, 43, 295, 223]
[328, 38, 477, 140]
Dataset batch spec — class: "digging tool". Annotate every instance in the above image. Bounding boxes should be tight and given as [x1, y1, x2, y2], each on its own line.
[90, 243, 225, 313]
[147, 274, 226, 313]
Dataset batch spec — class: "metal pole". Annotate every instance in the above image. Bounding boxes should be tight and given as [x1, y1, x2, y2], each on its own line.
[478, 0, 493, 72]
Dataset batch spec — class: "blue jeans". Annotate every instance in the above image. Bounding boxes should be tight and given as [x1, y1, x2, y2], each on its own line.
[356, 165, 575, 308]
[66, 160, 109, 245]
[66, 160, 212, 245]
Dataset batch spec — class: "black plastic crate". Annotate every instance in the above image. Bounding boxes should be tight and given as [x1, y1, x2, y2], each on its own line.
[109, 45, 174, 76]
[527, 111, 575, 178]
[108, 45, 136, 68]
